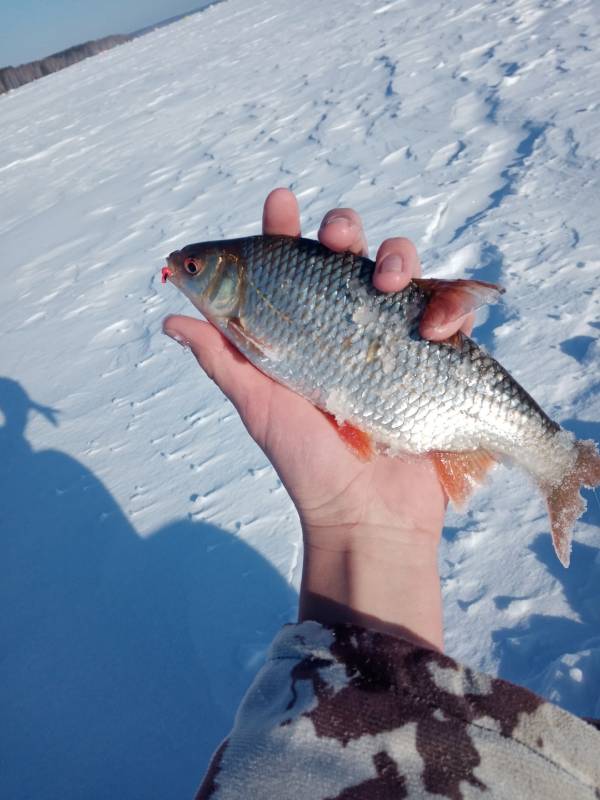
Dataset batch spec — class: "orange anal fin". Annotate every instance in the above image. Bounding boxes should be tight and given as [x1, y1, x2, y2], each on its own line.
[431, 449, 497, 507]
[414, 278, 505, 326]
[227, 317, 268, 359]
[324, 413, 374, 462]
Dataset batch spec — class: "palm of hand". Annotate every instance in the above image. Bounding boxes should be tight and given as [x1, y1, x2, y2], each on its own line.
[188, 316, 446, 544]
[258, 381, 447, 542]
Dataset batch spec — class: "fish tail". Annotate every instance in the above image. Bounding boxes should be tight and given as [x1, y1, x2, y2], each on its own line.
[545, 439, 600, 568]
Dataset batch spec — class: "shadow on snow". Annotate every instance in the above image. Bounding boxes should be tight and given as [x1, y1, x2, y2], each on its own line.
[492, 531, 600, 719]
[0, 377, 297, 800]
[492, 415, 600, 718]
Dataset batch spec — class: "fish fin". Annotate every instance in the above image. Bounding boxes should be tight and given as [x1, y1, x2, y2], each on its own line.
[431, 449, 498, 507]
[324, 413, 374, 461]
[227, 317, 267, 358]
[414, 278, 505, 323]
[544, 439, 600, 568]
[440, 330, 465, 350]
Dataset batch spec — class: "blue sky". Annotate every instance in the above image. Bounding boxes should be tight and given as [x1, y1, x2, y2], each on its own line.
[0, 0, 214, 67]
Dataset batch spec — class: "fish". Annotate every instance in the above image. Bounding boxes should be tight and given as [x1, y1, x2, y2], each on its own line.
[162, 234, 600, 567]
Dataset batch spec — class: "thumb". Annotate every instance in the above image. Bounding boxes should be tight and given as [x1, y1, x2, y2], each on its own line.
[162, 314, 274, 428]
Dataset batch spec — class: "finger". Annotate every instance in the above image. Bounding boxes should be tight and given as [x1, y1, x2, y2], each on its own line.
[373, 237, 421, 293]
[318, 208, 368, 256]
[420, 306, 476, 340]
[162, 315, 274, 415]
[460, 313, 475, 336]
[262, 188, 301, 236]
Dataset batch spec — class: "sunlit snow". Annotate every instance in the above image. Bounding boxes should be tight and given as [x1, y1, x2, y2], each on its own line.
[1, 0, 599, 797]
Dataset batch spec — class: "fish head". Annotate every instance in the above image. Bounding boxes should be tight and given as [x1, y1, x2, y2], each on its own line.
[163, 244, 216, 293]
[163, 241, 244, 318]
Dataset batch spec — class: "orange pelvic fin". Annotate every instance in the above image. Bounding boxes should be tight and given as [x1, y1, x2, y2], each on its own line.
[325, 413, 374, 461]
[414, 278, 504, 324]
[544, 439, 600, 568]
[431, 449, 498, 507]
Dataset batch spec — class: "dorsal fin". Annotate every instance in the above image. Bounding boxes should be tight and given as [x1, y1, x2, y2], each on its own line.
[413, 278, 504, 325]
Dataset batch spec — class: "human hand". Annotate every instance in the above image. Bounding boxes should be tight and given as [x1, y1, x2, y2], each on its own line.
[164, 189, 472, 539]
[163, 189, 472, 649]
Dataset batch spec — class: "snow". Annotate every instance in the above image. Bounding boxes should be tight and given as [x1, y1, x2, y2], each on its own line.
[1, 0, 599, 796]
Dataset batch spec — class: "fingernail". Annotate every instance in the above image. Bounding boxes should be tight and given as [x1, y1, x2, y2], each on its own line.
[322, 216, 357, 235]
[376, 253, 405, 275]
[164, 328, 191, 351]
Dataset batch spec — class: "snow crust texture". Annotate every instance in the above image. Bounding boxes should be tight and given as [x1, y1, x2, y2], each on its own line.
[0, 0, 599, 797]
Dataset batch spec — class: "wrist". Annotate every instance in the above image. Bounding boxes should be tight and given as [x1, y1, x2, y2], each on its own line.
[301, 518, 442, 554]
[299, 522, 444, 651]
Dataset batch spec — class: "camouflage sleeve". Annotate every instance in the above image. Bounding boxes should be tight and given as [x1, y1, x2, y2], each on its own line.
[197, 621, 600, 799]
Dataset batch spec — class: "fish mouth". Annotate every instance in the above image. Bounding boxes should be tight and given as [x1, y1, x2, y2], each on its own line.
[162, 250, 184, 284]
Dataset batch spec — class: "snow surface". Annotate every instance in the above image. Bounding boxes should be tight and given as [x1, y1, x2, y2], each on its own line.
[1, 0, 599, 796]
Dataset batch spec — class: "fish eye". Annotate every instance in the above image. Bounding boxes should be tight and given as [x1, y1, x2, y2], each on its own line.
[184, 259, 199, 275]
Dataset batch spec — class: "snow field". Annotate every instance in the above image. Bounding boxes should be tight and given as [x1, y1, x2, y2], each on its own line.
[1, 0, 599, 797]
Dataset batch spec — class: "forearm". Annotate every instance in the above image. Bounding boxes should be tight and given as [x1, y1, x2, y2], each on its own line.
[298, 523, 444, 652]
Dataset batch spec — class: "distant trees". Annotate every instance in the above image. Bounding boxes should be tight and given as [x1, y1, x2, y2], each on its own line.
[0, 35, 132, 94]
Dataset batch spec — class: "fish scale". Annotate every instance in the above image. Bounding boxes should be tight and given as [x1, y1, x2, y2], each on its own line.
[187, 235, 554, 455]
[163, 233, 600, 566]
